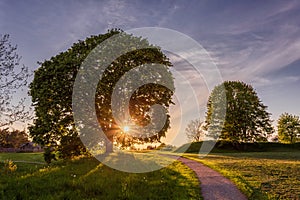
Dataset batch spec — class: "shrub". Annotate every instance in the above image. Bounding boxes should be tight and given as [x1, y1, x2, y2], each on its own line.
[2, 160, 17, 173]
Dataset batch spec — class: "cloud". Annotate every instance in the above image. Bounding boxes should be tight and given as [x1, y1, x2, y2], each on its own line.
[102, 0, 137, 29]
[44, 0, 138, 52]
[201, 4, 300, 87]
[158, 4, 180, 27]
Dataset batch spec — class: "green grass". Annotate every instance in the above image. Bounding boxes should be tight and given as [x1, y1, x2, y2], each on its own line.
[0, 153, 202, 199]
[0, 152, 44, 162]
[4, 150, 298, 199]
[184, 151, 300, 200]
[0, 152, 45, 176]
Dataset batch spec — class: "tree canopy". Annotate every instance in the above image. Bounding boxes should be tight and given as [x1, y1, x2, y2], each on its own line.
[0, 34, 30, 127]
[277, 113, 300, 144]
[206, 81, 273, 142]
[29, 29, 174, 157]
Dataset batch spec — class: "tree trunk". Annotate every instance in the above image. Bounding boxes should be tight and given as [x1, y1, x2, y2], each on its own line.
[105, 134, 114, 154]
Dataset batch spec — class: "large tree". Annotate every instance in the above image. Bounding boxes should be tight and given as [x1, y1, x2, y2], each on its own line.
[29, 30, 174, 157]
[185, 119, 206, 142]
[206, 81, 273, 142]
[0, 34, 30, 127]
[277, 113, 300, 144]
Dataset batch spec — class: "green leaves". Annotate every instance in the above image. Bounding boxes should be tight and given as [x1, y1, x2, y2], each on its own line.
[29, 30, 121, 156]
[206, 81, 273, 142]
[29, 29, 174, 156]
[277, 113, 300, 144]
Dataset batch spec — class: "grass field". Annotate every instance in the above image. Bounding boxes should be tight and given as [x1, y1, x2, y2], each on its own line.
[0, 153, 201, 200]
[1, 151, 299, 200]
[184, 151, 300, 200]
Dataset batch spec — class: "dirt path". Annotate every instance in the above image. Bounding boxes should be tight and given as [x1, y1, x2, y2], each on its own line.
[168, 155, 247, 200]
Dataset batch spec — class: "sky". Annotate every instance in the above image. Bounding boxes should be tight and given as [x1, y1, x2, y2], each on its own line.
[1, 0, 300, 146]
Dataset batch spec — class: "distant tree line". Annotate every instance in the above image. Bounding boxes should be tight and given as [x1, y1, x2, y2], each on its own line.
[0, 128, 29, 148]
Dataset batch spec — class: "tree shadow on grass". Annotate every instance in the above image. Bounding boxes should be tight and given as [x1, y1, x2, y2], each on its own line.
[1, 156, 202, 199]
[95, 151, 175, 173]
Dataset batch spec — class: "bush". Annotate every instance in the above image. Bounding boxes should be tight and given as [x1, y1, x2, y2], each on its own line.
[59, 136, 88, 159]
[2, 160, 17, 173]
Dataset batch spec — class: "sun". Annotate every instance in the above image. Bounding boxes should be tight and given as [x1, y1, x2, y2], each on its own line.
[123, 126, 130, 133]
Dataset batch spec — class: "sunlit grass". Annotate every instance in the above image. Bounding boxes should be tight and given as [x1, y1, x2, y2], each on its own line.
[184, 152, 300, 200]
[0, 153, 202, 199]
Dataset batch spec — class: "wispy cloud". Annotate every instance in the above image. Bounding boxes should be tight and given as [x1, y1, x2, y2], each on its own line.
[202, 2, 300, 88]
[2, 0, 300, 140]
[158, 4, 180, 27]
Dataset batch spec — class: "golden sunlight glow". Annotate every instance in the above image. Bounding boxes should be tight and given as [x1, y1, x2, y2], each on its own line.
[123, 126, 130, 133]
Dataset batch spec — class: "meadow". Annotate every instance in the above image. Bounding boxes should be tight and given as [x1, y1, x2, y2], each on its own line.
[185, 151, 300, 200]
[1, 149, 299, 200]
[0, 153, 201, 200]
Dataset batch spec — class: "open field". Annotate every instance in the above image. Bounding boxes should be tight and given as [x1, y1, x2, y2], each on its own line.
[0, 153, 201, 200]
[184, 151, 300, 200]
[1, 150, 299, 200]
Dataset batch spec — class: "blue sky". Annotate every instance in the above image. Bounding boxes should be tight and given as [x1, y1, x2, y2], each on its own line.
[1, 0, 300, 145]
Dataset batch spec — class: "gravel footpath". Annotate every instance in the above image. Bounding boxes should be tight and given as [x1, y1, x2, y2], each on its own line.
[177, 157, 247, 200]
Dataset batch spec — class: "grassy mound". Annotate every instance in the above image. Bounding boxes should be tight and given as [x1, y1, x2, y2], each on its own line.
[174, 141, 300, 153]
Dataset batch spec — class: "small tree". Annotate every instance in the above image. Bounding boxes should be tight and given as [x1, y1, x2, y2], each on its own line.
[185, 119, 206, 142]
[277, 113, 300, 144]
[0, 34, 30, 127]
[206, 81, 273, 142]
